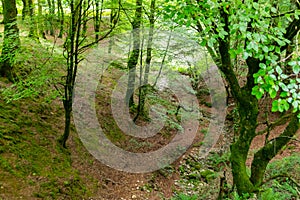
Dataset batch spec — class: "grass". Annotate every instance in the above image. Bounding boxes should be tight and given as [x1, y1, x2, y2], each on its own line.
[0, 37, 96, 199]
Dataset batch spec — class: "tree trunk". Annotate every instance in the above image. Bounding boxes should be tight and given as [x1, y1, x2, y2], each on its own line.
[46, 0, 54, 36]
[94, 0, 103, 42]
[59, 0, 82, 148]
[0, 0, 20, 80]
[57, 0, 64, 38]
[59, 103, 72, 148]
[28, 0, 39, 40]
[138, 0, 155, 115]
[82, 0, 88, 37]
[21, 0, 29, 20]
[125, 0, 143, 107]
[37, 0, 46, 39]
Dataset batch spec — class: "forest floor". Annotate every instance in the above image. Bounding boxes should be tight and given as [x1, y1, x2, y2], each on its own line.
[0, 23, 299, 199]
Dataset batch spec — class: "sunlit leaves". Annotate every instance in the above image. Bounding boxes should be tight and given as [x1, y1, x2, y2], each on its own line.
[163, 0, 300, 118]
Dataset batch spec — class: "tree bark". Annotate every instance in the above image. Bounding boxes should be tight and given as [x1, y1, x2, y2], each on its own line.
[0, 0, 20, 80]
[28, 0, 39, 40]
[125, 0, 143, 107]
[139, 0, 155, 114]
[21, 0, 29, 20]
[94, 0, 103, 42]
[57, 0, 64, 38]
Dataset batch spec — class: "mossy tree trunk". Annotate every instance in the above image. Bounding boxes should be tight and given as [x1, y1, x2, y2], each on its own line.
[37, 0, 46, 39]
[28, 0, 39, 40]
[0, 0, 20, 80]
[215, 5, 300, 195]
[125, 0, 143, 107]
[134, 0, 155, 120]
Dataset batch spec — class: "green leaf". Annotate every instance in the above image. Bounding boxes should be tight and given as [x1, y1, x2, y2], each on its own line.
[271, 7, 277, 13]
[276, 66, 283, 75]
[200, 39, 207, 47]
[293, 65, 300, 74]
[279, 82, 288, 91]
[252, 86, 264, 99]
[243, 51, 250, 59]
[269, 88, 277, 98]
[272, 100, 279, 112]
[253, 2, 259, 10]
[262, 46, 269, 53]
[259, 63, 266, 69]
[280, 91, 289, 98]
[292, 101, 299, 109]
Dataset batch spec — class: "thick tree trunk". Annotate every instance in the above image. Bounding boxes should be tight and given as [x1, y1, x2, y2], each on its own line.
[0, 0, 20, 80]
[230, 104, 258, 194]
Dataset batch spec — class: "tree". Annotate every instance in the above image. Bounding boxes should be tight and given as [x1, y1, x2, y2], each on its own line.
[134, 0, 155, 120]
[46, 0, 55, 36]
[0, 0, 20, 80]
[57, 0, 64, 38]
[164, 0, 300, 195]
[21, 0, 29, 20]
[58, 0, 119, 148]
[37, 0, 46, 39]
[28, 0, 39, 39]
[125, 0, 143, 107]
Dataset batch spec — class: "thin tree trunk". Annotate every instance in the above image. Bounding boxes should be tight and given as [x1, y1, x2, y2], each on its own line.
[108, 4, 117, 53]
[94, 0, 103, 42]
[21, 0, 29, 20]
[37, 0, 46, 39]
[137, 0, 155, 116]
[46, 0, 54, 36]
[28, 0, 39, 40]
[58, 0, 78, 148]
[125, 0, 143, 107]
[57, 0, 64, 38]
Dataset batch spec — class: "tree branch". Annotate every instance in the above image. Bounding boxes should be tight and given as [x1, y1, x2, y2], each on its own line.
[256, 113, 293, 135]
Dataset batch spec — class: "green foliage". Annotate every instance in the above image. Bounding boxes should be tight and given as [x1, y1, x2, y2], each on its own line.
[163, 0, 300, 118]
[252, 59, 300, 114]
[170, 193, 199, 200]
[1, 38, 65, 103]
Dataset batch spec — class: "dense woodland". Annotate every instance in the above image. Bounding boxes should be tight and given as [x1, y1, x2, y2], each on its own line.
[0, 0, 299, 199]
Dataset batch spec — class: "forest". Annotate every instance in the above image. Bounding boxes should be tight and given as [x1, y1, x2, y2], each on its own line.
[0, 0, 299, 199]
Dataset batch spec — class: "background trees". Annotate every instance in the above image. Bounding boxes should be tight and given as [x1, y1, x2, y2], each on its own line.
[0, 0, 299, 199]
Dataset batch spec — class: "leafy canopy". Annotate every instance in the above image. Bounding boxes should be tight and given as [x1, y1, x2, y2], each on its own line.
[163, 0, 300, 118]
